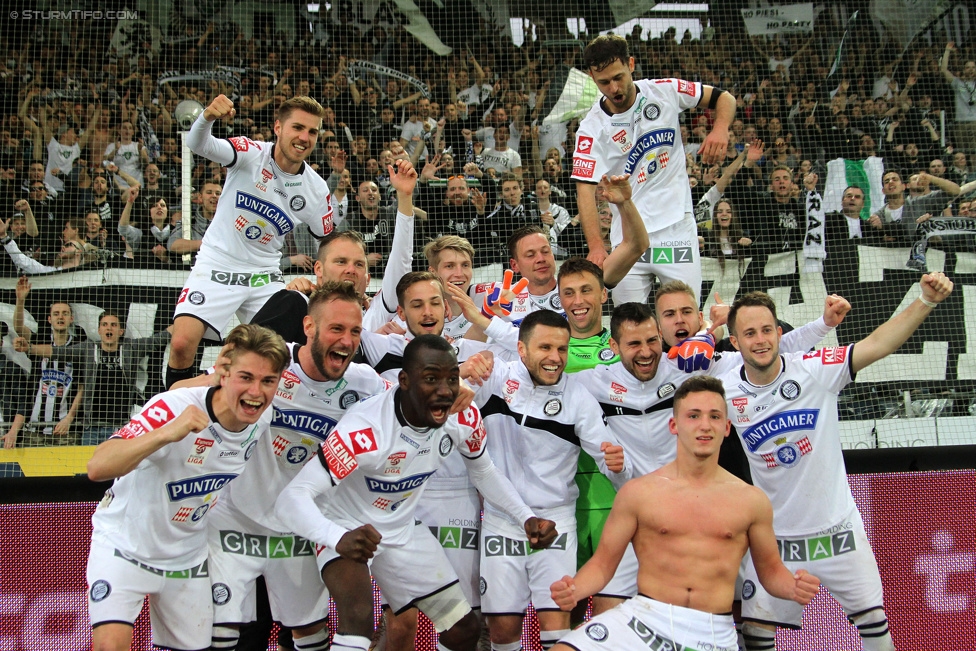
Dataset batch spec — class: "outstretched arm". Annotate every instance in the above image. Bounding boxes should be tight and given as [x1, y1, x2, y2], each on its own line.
[185, 94, 237, 166]
[852, 273, 953, 373]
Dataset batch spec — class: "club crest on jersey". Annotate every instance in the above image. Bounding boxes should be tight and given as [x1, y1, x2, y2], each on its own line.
[543, 399, 562, 416]
[290, 195, 306, 212]
[599, 348, 615, 361]
[90, 580, 111, 602]
[585, 623, 609, 642]
[642, 103, 661, 121]
[186, 437, 214, 466]
[657, 383, 676, 399]
[339, 391, 360, 409]
[439, 434, 454, 457]
[779, 380, 801, 401]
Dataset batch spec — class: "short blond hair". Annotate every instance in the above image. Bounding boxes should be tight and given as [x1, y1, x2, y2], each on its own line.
[424, 235, 475, 269]
[278, 96, 326, 122]
[224, 324, 290, 375]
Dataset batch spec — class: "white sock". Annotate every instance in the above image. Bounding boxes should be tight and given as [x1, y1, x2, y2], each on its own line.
[540, 629, 569, 649]
[294, 628, 330, 651]
[331, 633, 371, 651]
[491, 642, 523, 651]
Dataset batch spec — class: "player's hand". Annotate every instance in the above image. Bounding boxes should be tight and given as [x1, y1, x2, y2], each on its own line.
[13, 336, 29, 353]
[708, 292, 729, 331]
[444, 282, 489, 329]
[668, 333, 716, 372]
[450, 382, 476, 415]
[483, 269, 528, 317]
[822, 294, 851, 327]
[336, 524, 382, 563]
[168, 405, 210, 442]
[459, 351, 494, 386]
[699, 125, 729, 164]
[919, 272, 953, 306]
[286, 276, 315, 295]
[389, 160, 418, 196]
[3, 429, 15, 449]
[53, 417, 73, 437]
[598, 173, 632, 204]
[212, 343, 235, 387]
[601, 441, 625, 473]
[524, 517, 558, 550]
[587, 245, 608, 269]
[374, 319, 407, 336]
[204, 94, 236, 122]
[15, 276, 30, 301]
[550, 575, 578, 611]
[791, 569, 820, 605]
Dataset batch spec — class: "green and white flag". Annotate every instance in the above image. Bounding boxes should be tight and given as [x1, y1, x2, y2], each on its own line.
[542, 68, 599, 125]
[824, 157, 886, 220]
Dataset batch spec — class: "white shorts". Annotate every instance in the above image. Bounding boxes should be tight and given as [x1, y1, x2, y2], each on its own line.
[415, 486, 482, 607]
[207, 506, 330, 628]
[479, 520, 577, 615]
[173, 266, 285, 341]
[87, 539, 213, 651]
[316, 521, 467, 620]
[611, 215, 702, 305]
[741, 510, 886, 628]
[597, 542, 638, 599]
[558, 595, 737, 651]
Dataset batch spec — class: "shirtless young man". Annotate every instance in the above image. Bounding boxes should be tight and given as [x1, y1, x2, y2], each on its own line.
[548, 376, 819, 651]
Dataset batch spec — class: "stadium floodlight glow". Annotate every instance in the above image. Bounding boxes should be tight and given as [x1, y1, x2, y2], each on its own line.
[175, 99, 205, 132]
[307, 3, 320, 12]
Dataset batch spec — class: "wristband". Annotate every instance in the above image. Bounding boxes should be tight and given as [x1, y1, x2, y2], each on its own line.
[1, 236, 11, 245]
[919, 296, 938, 308]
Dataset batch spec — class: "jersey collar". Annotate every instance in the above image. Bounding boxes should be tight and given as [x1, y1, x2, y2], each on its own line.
[738, 355, 786, 388]
[270, 143, 306, 176]
[600, 86, 643, 118]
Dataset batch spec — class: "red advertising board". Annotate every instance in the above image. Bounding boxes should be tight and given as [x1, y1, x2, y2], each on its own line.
[2, 472, 974, 650]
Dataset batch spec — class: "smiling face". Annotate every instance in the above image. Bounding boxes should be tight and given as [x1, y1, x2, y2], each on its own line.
[518, 324, 569, 386]
[218, 351, 281, 428]
[273, 109, 321, 172]
[669, 390, 730, 460]
[431, 249, 473, 294]
[656, 290, 703, 347]
[315, 237, 369, 295]
[397, 280, 446, 338]
[611, 318, 662, 382]
[398, 348, 460, 428]
[714, 201, 733, 228]
[559, 271, 606, 338]
[729, 305, 783, 377]
[303, 297, 362, 381]
[445, 177, 469, 205]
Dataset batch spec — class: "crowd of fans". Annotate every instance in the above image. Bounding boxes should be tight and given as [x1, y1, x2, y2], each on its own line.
[0, 9, 975, 447]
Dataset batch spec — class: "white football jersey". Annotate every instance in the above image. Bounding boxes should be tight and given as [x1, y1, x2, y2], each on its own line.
[312, 389, 488, 546]
[572, 78, 701, 245]
[218, 347, 391, 532]
[716, 346, 857, 536]
[91, 387, 270, 570]
[359, 330, 498, 382]
[188, 118, 334, 272]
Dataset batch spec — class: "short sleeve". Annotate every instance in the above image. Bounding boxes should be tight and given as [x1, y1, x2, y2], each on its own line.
[570, 119, 610, 184]
[453, 405, 488, 460]
[657, 78, 702, 111]
[799, 345, 854, 394]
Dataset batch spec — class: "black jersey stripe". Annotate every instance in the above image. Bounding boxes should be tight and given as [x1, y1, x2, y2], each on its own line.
[480, 394, 580, 447]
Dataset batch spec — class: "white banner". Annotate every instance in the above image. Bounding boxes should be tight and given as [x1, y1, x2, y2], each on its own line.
[741, 3, 814, 36]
